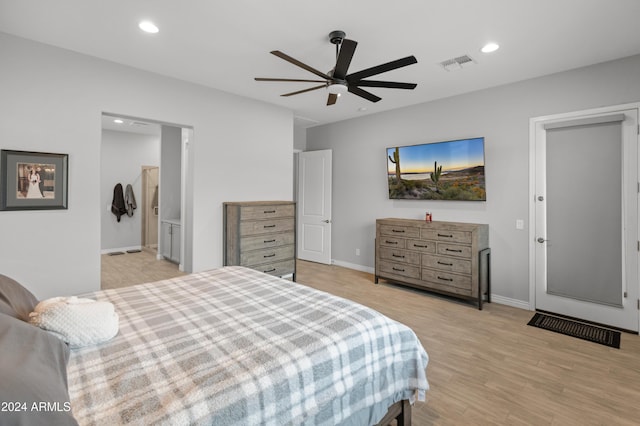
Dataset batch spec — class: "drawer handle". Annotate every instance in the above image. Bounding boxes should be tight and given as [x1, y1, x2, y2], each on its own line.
[392, 254, 405, 258]
[445, 248, 462, 253]
[264, 224, 276, 228]
[437, 276, 453, 282]
[392, 229, 405, 233]
[264, 210, 276, 214]
[413, 244, 428, 248]
[264, 253, 276, 258]
[392, 267, 405, 272]
[437, 261, 453, 266]
[438, 233, 453, 238]
[385, 240, 398, 244]
[264, 268, 276, 273]
[264, 239, 276, 243]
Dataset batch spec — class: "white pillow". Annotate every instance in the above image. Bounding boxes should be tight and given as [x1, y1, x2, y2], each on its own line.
[29, 296, 119, 348]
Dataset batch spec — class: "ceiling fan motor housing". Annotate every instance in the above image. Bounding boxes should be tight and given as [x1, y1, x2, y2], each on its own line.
[329, 30, 346, 45]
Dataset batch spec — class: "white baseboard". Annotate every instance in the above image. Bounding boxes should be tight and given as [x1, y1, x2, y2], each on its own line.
[485, 294, 531, 310]
[330, 259, 532, 311]
[331, 259, 375, 274]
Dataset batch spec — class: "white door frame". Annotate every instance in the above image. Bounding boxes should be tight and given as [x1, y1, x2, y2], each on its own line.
[528, 102, 640, 331]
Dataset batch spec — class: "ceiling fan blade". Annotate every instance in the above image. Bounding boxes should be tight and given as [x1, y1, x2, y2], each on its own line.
[353, 80, 417, 90]
[255, 77, 329, 83]
[281, 84, 327, 97]
[271, 50, 330, 80]
[327, 93, 338, 105]
[332, 39, 357, 80]
[348, 85, 381, 103]
[347, 55, 418, 82]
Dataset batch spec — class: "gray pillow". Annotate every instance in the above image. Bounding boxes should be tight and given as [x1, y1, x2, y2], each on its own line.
[0, 273, 39, 321]
[0, 313, 78, 426]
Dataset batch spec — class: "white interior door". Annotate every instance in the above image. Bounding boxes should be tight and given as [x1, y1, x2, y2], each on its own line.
[532, 107, 639, 331]
[297, 149, 332, 264]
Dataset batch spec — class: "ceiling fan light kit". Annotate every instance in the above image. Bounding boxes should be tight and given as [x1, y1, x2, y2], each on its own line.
[327, 83, 348, 95]
[255, 30, 418, 106]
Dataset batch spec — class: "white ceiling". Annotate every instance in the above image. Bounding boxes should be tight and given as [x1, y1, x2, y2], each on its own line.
[2, 0, 640, 128]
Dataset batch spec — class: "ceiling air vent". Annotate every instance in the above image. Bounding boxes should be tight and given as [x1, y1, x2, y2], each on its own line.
[439, 54, 476, 72]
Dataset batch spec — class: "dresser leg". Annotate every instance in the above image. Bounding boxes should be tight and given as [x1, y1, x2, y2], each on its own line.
[374, 275, 379, 284]
[478, 248, 491, 310]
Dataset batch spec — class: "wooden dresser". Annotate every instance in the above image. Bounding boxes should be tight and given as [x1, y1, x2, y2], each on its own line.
[224, 201, 296, 280]
[375, 218, 490, 309]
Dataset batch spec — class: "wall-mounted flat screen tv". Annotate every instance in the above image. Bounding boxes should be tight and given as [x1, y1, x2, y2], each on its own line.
[387, 137, 486, 201]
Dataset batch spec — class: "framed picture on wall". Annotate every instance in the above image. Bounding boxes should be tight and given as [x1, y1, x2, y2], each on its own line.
[0, 150, 69, 211]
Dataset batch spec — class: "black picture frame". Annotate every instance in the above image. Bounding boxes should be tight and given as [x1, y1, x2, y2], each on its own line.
[0, 150, 68, 211]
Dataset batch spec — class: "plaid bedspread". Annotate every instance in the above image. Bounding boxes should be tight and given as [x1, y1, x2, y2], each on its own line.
[67, 266, 429, 425]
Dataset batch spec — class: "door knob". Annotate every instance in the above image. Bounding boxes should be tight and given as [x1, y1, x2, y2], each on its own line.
[322, 219, 331, 223]
[537, 237, 547, 243]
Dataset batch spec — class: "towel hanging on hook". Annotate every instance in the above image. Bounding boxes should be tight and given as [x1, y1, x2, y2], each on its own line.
[111, 183, 126, 222]
[125, 184, 137, 217]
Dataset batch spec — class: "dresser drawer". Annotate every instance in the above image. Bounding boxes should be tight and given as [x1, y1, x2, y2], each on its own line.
[406, 239, 436, 254]
[379, 247, 420, 265]
[423, 254, 471, 275]
[240, 232, 294, 251]
[250, 259, 295, 277]
[240, 218, 294, 236]
[241, 245, 294, 266]
[378, 260, 421, 280]
[379, 224, 420, 238]
[422, 268, 472, 293]
[437, 242, 472, 259]
[240, 204, 294, 220]
[422, 229, 472, 244]
[379, 236, 406, 249]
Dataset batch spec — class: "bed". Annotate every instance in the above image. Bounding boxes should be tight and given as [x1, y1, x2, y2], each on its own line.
[1, 266, 429, 425]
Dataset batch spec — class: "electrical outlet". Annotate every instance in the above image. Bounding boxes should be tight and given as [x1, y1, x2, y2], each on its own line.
[516, 219, 524, 230]
[355, 248, 361, 256]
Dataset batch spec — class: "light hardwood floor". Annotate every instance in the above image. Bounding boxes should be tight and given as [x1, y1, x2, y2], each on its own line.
[99, 256, 640, 425]
[101, 249, 185, 290]
[296, 260, 640, 426]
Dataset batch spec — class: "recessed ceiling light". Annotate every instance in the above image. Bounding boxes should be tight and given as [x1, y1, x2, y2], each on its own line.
[481, 42, 499, 53]
[113, 119, 124, 124]
[138, 20, 159, 34]
[358, 107, 368, 112]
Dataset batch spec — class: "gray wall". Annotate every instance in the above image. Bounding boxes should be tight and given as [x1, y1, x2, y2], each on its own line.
[100, 129, 160, 251]
[0, 33, 293, 299]
[306, 54, 640, 305]
[160, 125, 182, 222]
